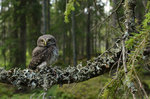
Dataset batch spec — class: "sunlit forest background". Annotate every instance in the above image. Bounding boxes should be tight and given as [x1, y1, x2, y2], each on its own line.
[0, 0, 150, 98]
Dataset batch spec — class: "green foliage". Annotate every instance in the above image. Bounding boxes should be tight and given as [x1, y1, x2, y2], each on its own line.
[0, 84, 75, 99]
[126, 11, 150, 63]
[100, 9, 150, 99]
[64, 0, 75, 23]
[143, 12, 150, 29]
[64, 0, 80, 23]
[100, 71, 124, 99]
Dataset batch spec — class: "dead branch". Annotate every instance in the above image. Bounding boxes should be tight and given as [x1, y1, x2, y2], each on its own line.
[0, 45, 122, 90]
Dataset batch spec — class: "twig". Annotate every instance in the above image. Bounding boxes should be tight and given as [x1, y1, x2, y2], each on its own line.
[75, 9, 84, 16]
[144, 65, 150, 72]
[116, 11, 124, 32]
[30, 93, 35, 99]
[97, 77, 117, 99]
[123, 0, 137, 98]
[38, 92, 44, 99]
[122, 40, 127, 74]
[134, 70, 149, 99]
[116, 52, 122, 76]
[132, 93, 136, 99]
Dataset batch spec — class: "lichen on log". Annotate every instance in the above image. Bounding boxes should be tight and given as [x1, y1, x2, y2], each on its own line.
[0, 45, 121, 90]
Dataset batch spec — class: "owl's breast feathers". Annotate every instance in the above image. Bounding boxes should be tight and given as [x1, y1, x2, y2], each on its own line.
[28, 46, 58, 70]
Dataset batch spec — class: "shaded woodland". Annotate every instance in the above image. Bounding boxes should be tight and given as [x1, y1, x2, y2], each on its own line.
[0, 0, 150, 99]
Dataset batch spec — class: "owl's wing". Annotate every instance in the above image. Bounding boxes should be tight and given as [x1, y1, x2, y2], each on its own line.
[28, 47, 47, 70]
[32, 47, 44, 57]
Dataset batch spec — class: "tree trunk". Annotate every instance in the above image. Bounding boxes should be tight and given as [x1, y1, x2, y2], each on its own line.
[1, 1, 6, 69]
[112, 0, 117, 27]
[94, 20, 98, 55]
[63, 32, 66, 63]
[94, 32, 97, 55]
[105, 26, 109, 50]
[72, 7, 77, 67]
[86, 0, 91, 60]
[91, 34, 94, 55]
[124, 0, 137, 97]
[19, 0, 27, 68]
[142, 0, 147, 9]
[43, 0, 47, 34]
[9, 3, 20, 68]
[81, 37, 85, 57]
[68, 31, 72, 65]
[125, 0, 136, 35]
[135, 0, 145, 25]
[9, 0, 27, 68]
[47, 0, 50, 33]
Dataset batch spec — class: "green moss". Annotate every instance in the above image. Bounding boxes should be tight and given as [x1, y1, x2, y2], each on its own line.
[58, 75, 111, 99]
[0, 73, 150, 99]
[0, 83, 15, 97]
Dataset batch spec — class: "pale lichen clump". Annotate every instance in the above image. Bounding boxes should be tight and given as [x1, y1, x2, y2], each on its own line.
[0, 44, 121, 90]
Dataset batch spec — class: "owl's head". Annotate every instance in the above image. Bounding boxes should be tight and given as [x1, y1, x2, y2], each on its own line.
[37, 34, 56, 47]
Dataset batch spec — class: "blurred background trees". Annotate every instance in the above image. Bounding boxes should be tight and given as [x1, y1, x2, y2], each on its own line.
[0, 0, 147, 68]
[0, 0, 42, 68]
[0, 0, 149, 98]
[0, 0, 107, 68]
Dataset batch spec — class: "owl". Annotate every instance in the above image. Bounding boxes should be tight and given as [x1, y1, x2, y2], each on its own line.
[28, 34, 59, 70]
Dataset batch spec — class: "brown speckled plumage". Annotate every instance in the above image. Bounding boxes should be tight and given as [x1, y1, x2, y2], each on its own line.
[28, 35, 58, 70]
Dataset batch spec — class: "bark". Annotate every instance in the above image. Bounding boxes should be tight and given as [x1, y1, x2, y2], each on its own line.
[1, 1, 6, 69]
[9, 3, 20, 68]
[123, 0, 137, 95]
[9, 0, 27, 68]
[19, 0, 27, 68]
[43, 0, 47, 34]
[105, 26, 109, 50]
[47, 0, 50, 33]
[68, 31, 72, 65]
[112, 0, 117, 27]
[27, 0, 42, 53]
[81, 37, 85, 57]
[124, 0, 136, 37]
[72, 6, 77, 67]
[142, 0, 147, 9]
[98, 31, 101, 54]
[91, 34, 94, 55]
[63, 32, 66, 63]
[135, 0, 145, 25]
[94, 21, 98, 55]
[86, 0, 91, 60]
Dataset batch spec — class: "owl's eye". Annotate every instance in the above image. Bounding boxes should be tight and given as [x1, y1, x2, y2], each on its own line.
[41, 39, 45, 43]
[48, 38, 55, 43]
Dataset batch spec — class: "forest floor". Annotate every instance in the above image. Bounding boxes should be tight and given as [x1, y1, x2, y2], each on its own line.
[0, 73, 149, 99]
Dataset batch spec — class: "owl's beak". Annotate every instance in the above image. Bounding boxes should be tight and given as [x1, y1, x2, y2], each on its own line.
[44, 40, 47, 46]
[42, 39, 47, 46]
